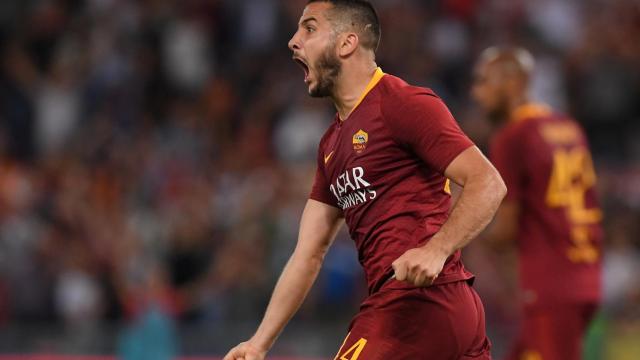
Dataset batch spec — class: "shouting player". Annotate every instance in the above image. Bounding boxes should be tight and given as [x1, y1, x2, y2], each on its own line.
[472, 47, 602, 360]
[225, 1, 506, 359]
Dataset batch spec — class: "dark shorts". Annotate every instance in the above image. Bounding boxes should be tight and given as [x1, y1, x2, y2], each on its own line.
[333, 280, 492, 360]
[505, 302, 598, 360]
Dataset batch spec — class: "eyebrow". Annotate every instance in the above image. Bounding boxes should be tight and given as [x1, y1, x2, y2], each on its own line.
[299, 17, 318, 26]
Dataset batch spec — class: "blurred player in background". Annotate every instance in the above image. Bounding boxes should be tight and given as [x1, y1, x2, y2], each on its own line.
[224, 1, 506, 359]
[473, 47, 603, 360]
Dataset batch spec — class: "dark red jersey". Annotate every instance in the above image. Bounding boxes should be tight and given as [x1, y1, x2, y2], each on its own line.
[489, 104, 602, 307]
[310, 68, 475, 293]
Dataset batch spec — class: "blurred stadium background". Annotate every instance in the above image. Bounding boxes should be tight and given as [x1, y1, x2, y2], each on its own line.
[0, 0, 638, 359]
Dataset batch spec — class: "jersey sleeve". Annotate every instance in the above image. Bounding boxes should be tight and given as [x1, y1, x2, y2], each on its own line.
[382, 91, 474, 173]
[489, 128, 524, 202]
[309, 144, 338, 207]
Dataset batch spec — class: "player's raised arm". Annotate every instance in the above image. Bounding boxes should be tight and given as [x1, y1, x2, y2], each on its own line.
[223, 199, 343, 360]
[393, 146, 506, 287]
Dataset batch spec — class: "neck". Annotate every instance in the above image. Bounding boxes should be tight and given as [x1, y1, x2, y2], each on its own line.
[331, 61, 378, 120]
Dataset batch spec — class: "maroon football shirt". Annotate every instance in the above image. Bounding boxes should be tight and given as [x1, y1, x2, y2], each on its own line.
[490, 104, 602, 307]
[310, 68, 475, 293]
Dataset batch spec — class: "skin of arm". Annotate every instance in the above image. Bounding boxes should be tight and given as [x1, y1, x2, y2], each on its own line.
[392, 146, 507, 287]
[224, 199, 343, 360]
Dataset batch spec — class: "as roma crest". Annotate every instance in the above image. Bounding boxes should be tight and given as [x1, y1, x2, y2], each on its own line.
[352, 129, 368, 154]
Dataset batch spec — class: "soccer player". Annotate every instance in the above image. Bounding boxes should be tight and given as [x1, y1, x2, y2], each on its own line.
[224, 1, 506, 359]
[472, 47, 602, 360]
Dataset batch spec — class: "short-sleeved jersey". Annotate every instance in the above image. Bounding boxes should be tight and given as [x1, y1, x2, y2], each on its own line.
[489, 104, 602, 307]
[309, 68, 475, 293]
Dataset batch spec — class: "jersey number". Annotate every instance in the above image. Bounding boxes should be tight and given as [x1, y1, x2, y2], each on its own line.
[335, 335, 367, 360]
[545, 147, 601, 263]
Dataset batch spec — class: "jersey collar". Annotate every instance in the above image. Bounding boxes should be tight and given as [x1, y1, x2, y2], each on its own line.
[340, 67, 385, 122]
[511, 102, 552, 123]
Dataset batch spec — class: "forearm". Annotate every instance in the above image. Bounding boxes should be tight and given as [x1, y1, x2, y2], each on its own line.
[248, 200, 342, 352]
[429, 172, 506, 255]
[250, 252, 323, 351]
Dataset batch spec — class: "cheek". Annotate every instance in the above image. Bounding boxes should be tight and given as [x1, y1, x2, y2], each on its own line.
[484, 86, 502, 105]
[473, 84, 490, 104]
[483, 89, 498, 105]
[305, 46, 319, 66]
[309, 36, 333, 62]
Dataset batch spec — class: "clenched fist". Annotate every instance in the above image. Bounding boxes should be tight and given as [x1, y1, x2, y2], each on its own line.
[223, 341, 267, 360]
[392, 242, 450, 287]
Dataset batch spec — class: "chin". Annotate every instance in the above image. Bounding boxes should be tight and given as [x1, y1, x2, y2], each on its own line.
[487, 108, 508, 126]
[307, 83, 326, 98]
[305, 73, 335, 98]
[308, 87, 323, 98]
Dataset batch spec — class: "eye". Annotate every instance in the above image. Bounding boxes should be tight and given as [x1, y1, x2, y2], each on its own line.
[306, 26, 315, 33]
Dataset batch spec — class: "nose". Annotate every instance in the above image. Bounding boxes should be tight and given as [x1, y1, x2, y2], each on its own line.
[288, 31, 301, 52]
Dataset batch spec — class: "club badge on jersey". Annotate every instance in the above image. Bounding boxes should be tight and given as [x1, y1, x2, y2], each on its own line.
[353, 129, 369, 154]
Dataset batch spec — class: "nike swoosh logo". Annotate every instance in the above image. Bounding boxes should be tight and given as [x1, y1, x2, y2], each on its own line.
[324, 151, 334, 164]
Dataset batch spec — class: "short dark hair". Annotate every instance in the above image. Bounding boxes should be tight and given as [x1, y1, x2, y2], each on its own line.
[307, 0, 381, 52]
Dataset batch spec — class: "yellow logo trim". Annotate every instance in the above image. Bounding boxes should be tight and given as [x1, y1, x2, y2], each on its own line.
[324, 151, 335, 164]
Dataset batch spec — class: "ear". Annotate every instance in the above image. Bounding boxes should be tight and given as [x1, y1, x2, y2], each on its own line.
[338, 32, 359, 57]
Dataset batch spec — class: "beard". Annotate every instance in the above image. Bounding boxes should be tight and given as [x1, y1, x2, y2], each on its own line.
[487, 107, 508, 126]
[308, 41, 342, 98]
[486, 96, 510, 126]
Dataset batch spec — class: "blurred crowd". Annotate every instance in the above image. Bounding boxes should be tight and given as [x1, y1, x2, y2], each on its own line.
[0, 0, 639, 357]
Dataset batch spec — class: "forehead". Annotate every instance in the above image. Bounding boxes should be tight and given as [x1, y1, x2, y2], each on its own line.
[299, 2, 333, 24]
[474, 59, 500, 79]
[473, 60, 489, 77]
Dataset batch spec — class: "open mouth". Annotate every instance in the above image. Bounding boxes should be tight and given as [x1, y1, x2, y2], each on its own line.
[293, 57, 310, 82]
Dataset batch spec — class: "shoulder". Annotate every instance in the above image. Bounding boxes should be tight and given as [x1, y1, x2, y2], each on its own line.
[494, 120, 527, 141]
[497, 112, 544, 139]
[379, 75, 439, 105]
[377, 75, 447, 120]
[492, 111, 565, 153]
[490, 120, 532, 156]
[537, 112, 588, 145]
